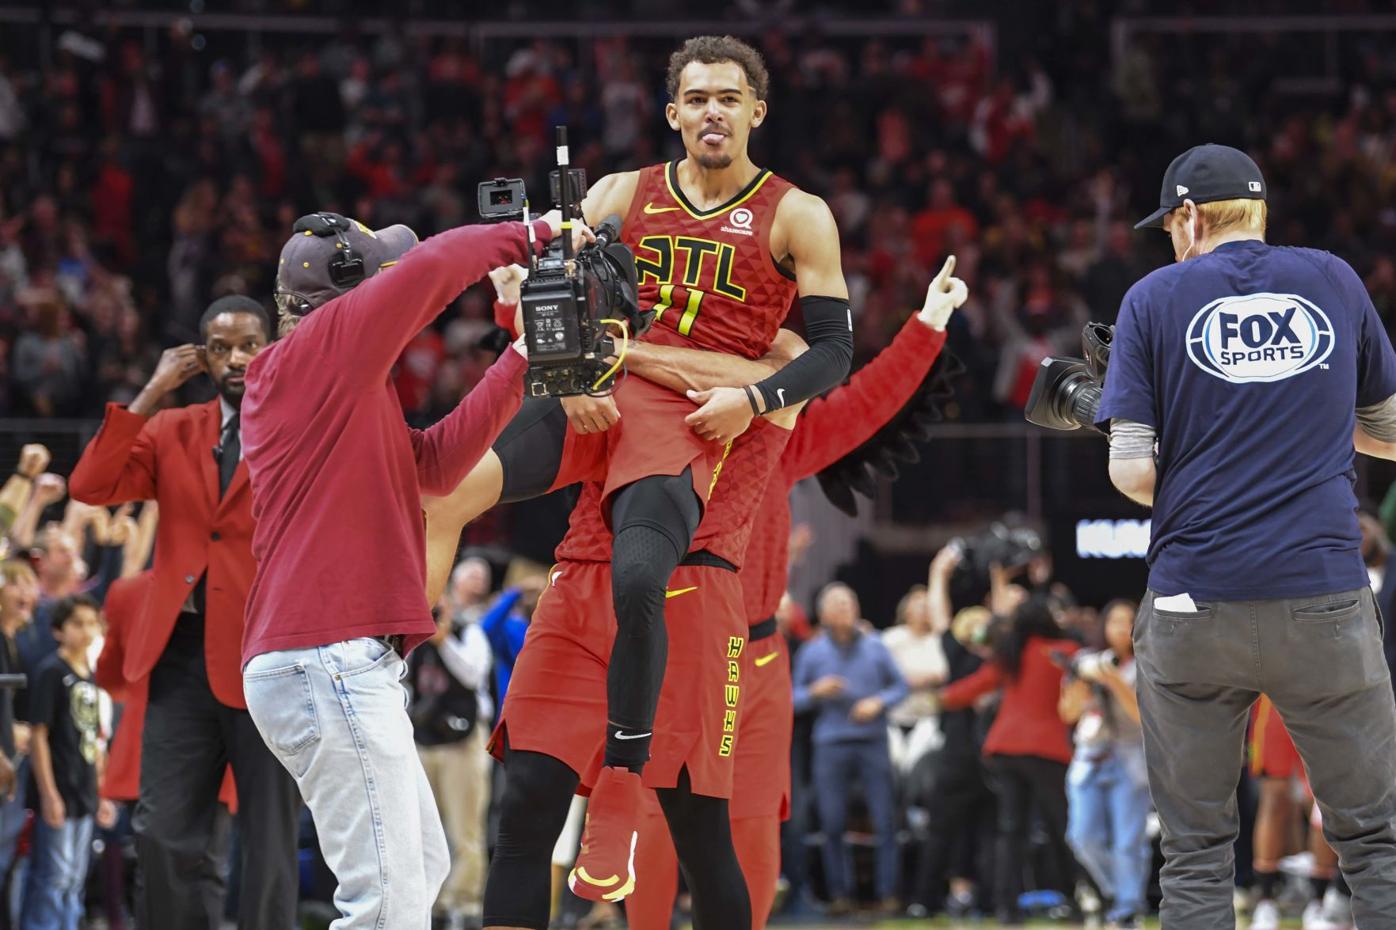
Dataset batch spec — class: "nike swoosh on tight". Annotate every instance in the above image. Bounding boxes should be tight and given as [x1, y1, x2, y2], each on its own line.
[613, 731, 652, 740]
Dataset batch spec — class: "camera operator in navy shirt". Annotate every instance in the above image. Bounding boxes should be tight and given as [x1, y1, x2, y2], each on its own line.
[1098, 143, 1396, 929]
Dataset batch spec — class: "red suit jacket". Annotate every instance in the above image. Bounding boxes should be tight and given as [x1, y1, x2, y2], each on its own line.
[97, 572, 236, 809]
[71, 400, 254, 709]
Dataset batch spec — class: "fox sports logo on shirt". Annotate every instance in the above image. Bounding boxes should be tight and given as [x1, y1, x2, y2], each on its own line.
[1185, 293, 1335, 383]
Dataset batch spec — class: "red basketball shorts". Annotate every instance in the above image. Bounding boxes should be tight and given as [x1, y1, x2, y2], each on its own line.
[488, 559, 748, 798]
[1250, 695, 1303, 780]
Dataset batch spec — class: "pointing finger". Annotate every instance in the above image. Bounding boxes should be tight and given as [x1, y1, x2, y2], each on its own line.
[931, 255, 956, 290]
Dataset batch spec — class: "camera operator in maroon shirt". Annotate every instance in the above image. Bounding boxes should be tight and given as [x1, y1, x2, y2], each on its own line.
[239, 209, 586, 929]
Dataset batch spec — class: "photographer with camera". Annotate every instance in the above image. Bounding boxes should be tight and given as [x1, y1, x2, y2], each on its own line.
[1058, 600, 1149, 930]
[1089, 144, 1396, 927]
[908, 546, 993, 918]
[239, 209, 586, 930]
[937, 592, 1080, 924]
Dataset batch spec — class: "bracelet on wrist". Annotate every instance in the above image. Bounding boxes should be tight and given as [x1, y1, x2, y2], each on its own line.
[743, 384, 761, 415]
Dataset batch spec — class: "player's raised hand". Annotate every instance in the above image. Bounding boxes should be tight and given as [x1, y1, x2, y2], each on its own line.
[685, 386, 755, 445]
[561, 394, 620, 434]
[489, 264, 528, 306]
[539, 210, 597, 253]
[917, 254, 969, 332]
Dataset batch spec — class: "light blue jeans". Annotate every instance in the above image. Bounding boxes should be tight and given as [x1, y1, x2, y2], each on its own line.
[244, 637, 449, 930]
[20, 813, 94, 930]
[1066, 747, 1152, 921]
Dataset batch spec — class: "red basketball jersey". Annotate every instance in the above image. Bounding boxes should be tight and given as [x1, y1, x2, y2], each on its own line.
[552, 419, 791, 571]
[622, 161, 800, 360]
[554, 482, 610, 564]
[691, 418, 791, 567]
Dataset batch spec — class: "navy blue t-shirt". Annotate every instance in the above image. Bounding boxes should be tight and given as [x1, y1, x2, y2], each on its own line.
[1097, 239, 1396, 600]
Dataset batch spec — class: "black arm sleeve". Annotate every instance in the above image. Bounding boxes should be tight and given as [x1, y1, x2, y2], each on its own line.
[753, 295, 854, 410]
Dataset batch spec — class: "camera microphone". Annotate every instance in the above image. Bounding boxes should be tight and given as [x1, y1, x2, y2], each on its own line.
[593, 214, 623, 252]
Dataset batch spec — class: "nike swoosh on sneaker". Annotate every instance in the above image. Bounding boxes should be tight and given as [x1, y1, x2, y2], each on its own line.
[643, 202, 681, 214]
[664, 586, 698, 599]
[754, 652, 779, 667]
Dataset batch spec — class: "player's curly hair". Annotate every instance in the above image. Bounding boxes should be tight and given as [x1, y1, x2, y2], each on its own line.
[666, 35, 770, 101]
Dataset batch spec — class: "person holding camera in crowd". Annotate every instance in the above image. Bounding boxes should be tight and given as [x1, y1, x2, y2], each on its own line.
[937, 587, 1080, 925]
[66, 294, 298, 930]
[910, 545, 993, 918]
[1058, 599, 1149, 930]
[1097, 143, 1396, 927]
[239, 208, 583, 929]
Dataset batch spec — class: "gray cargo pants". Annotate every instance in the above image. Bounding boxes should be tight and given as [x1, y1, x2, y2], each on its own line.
[1134, 587, 1396, 929]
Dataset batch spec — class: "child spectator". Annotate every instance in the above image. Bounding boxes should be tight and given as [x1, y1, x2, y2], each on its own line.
[22, 594, 113, 930]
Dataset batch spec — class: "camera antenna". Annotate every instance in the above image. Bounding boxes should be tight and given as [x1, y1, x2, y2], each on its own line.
[522, 196, 538, 275]
[556, 125, 575, 271]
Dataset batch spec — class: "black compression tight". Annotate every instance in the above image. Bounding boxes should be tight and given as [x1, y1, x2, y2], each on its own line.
[483, 741, 579, 930]
[657, 768, 752, 930]
[604, 471, 701, 771]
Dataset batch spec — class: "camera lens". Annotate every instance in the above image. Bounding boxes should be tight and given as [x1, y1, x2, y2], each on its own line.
[1062, 378, 1103, 430]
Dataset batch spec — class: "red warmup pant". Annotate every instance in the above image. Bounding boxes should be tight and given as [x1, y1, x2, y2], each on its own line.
[629, 796, 781, 930]
[626, 632, 791, 930]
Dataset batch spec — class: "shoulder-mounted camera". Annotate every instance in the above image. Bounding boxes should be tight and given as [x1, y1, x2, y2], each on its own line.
[477, 128, 648, 398]
[1024, 321, 1115, 433]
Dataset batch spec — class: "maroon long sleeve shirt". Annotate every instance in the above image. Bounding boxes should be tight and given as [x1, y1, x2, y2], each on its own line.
[240, 219, 549, 663]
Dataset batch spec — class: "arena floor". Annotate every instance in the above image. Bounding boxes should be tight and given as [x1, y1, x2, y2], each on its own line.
[748, 920, 1296, 929]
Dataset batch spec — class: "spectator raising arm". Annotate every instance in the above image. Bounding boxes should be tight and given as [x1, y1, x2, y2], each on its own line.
[11, 473, 66, 551]
[0, 445, 49, 535]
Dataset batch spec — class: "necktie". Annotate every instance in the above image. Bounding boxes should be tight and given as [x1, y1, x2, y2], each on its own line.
[219, 413, 240, 497]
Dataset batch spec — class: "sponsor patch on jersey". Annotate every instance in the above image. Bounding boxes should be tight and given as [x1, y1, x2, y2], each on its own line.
[1185, 292, 1334, 383]
[718, 205, 756, 237]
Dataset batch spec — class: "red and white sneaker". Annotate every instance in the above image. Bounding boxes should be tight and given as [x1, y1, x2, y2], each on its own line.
[568, 766, 644, 903]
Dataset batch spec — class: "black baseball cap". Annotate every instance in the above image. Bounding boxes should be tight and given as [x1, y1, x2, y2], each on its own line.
[274, 212, 418, 314]
[1135, 144, 1267, 229]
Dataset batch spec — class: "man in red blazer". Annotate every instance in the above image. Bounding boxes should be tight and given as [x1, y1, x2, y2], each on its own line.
[96, 572, 237, 918]
[69, 296, 298, 930]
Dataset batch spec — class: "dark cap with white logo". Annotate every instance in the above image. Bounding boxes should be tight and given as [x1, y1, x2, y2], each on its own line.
[1135, 143, 1267, 229]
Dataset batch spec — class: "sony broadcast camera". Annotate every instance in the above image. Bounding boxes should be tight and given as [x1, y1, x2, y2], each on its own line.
[477, 128, 646, 398]
[1023, 321, 1115, 433]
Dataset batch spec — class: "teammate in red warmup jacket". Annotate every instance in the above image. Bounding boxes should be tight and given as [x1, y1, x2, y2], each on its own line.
[624, 270, 963, 930]
[444, 259, 962, 929]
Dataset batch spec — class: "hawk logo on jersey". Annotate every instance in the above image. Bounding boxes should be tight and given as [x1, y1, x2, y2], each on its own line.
[1185, 293, 1334, 384]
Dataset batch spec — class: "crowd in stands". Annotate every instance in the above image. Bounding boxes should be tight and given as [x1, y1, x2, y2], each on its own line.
[5, 7, 1396, 425]
[0, 437, 1389, 926]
